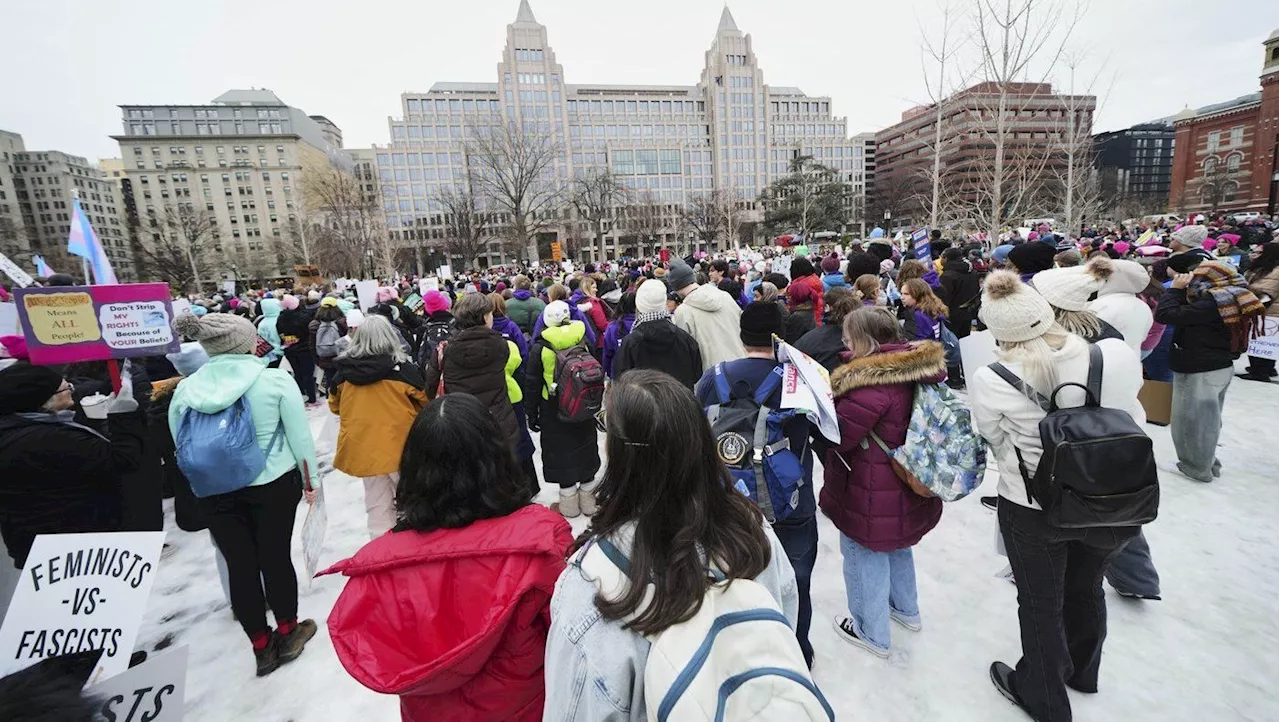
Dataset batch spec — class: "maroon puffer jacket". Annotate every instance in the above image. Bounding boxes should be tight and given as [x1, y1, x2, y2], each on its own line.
[819, 341, 947, 552]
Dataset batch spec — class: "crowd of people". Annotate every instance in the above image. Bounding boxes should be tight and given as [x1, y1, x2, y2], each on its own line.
[0, 211, 1275, 721]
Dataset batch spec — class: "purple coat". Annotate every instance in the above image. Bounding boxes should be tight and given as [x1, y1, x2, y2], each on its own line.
[602, 313, 635, 378]
[819, 341, 947, 552]
[491, 314, 528, 359]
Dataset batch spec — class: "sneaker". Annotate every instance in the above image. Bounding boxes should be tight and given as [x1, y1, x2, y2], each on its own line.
[1114, 589, 1162, 601]
[556, 488, 581, 519]
[832, 615, 889, 658]
[989, 661, 1036, 719]
[579, 481, 599, 516]
[276, 619, 317, 665]
[255, 637, 280, 677]
[980, 496, 998, 511]
[889, 609, 922, 632]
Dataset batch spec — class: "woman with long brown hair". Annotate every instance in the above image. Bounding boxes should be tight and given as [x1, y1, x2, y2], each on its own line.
[899, 278, 949, 342]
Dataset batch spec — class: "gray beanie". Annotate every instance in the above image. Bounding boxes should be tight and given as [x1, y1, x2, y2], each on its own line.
[666, 258, 697, 292]
[173, 312, 258, 356]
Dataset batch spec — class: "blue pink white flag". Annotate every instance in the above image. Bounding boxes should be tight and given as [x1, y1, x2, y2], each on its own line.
[32, 255, 54, 277]
[66, 197, 117, 285]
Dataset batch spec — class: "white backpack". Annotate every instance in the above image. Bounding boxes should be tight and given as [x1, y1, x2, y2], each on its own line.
[578, 537, 833, 722]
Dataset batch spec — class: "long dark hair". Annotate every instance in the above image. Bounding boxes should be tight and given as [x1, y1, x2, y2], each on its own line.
[584, 370, 770, 636]
[1247, 242, 1278, 282]
[395, 394, 531, 532]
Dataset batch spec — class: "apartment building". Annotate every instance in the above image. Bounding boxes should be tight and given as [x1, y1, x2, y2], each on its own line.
[111, 89, 349, 283]
[1093, 122, 1176, 202]
[0, 131, 28, 264]
[374, 1, 872, 265]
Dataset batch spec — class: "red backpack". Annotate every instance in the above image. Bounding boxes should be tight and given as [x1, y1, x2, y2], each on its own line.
[551, 343, 605, 423]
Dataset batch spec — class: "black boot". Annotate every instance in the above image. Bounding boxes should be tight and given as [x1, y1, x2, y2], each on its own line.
[990, 662, 1037, 720]
[255, 637, 280, 677]
[277, 620, 318, 665]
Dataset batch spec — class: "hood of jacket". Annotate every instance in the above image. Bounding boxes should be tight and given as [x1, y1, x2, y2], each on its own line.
[511, 289, 533, 301]
[822, 272, 848, 286]
[681, 283, 734, 313]
[333, 354, 401, 385]
[319, 504, 571, 697]
[259, 298, 282, 318]
[490, 315, 521, 338]
[629, 317, 685, 349]
[942, 260, 972, 276]
[831, 341, 947, 395]
[569, 289, 588, 305]
[175, 354, 268, 413]
[539, 320, 586, 351]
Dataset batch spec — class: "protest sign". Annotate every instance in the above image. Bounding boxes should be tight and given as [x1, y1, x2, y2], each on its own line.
[88, 646, 187, 722]
[354, 280, 379, 311]
[13, 284, 181, 366]
[169, 299, 192, 318]
[911, 228, 931, 261]
[0, 251, 34, 288]
[302, 484, 328, 584]
[437, 264, 452, 280]
[1248, 317, 1278, 361]
[776, 340, 839, 442]
[0, 301, 18, 335]
[221, 280, 236, 296]
[958, 330, 999, 396]
[0, 531, 166, 681]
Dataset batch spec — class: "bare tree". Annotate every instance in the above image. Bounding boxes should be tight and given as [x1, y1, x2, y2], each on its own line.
[622, 190, 668, 257]
[136, 206, 219, 293]
[435, 184, 495, 269]
[918, 1, 973, 228]
[680, 191, 722, 253]
[966, 0, 1084, 238]
[759, 155, 849, 238]
[1050, 51, 1110, 235]
[465, 121, 564, 262]
[569, 167, 627, 263]
[303, 164, 392, 278]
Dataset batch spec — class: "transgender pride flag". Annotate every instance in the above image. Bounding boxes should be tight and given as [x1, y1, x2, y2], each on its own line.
[66, 197, 117, 285]
[32, 255, 54, 277]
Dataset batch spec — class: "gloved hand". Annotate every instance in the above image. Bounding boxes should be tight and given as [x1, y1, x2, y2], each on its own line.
[106, 360, 138, 415]
[528, 415, 541, 434]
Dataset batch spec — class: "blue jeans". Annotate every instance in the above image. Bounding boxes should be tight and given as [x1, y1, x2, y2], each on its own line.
[839, 534, 920, 651]
[1104, 529, 1161, 598]
[774, 515, 818, 666]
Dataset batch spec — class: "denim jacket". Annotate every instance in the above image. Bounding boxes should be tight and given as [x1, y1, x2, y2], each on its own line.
[542, 523, 800, 721]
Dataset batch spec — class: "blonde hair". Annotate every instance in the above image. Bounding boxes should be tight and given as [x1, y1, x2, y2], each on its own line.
[853, 274, 881, 305]
[994, 325, 1073, 396]
[1054, 309, 1102, 340]
[580, 277, 598, 296]
[488, 292, 507, 315]
[547, 284, 569, 302]
[841, 305, 901, 358]
[901, 278, 948, 318]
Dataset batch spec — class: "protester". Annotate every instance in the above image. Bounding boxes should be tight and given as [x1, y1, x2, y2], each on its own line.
[785, 280, 820, 344]
[525, 300, 601, 518]
[544, 370, 801, 718]
[789, 257, 826, 325]
[899, 278, 949, 343]
[1091, 259, 1157, 355]
[968, 271, 1144, 722]
[532, 284, 598, 345]
[309, 297, 349, 392]
[613, 278, 703, 389]
[506, 275, 546, 338]
[853, 273, 884, 307]
[937, 247, 981, 338]
[1005, 242, 1057, 280]
[256, 297, 285, 368]
[821, 307, 945, 657]
[822, 252, 849, 291]
[277, 294, 320, 407]
[167, 312, 319, 676]
[571, 277, 610, 353]
[601, 291, 636, 379]
[424, 292, 520, 444]
[694, 301, 819, 666]
[0, 363, 144, 568]
[1031, 258, 1125, 343]
[795, 288, 859, 373]
[1241, 241, 1278, 381]
[323, 394, 571, 722]
[1155, 260, 1264, 482]
[488, 292, 530, 360]
[329, 315, 429, 537]
[668, 258, 745, 370]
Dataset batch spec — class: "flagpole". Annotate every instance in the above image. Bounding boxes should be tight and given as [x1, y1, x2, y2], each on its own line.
[70, 188, 92, 284]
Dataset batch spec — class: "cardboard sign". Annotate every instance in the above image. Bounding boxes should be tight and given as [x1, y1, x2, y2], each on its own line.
[418, 276, 438, 298]
[88, 646, 187, 722]
[0, 531, 166, 681]
[911, 228, 931, 261]
[301, 485, 328, 584]
[354, 280, 379, 311]
[959, 330, 999, 396]
[13, 284, 181, 365]
[0, 251, 34, 288]
[1138, 379, 1172, 426]
[1248, 316, 1279, 361]
[221, 280, 236, 296]
[550, 241, 563, 262]
[0, 301, 17, 335]
[437, 265, 452, 280]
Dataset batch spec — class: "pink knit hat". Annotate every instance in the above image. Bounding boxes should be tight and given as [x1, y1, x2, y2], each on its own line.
[280, 294, 300, 311]
[423, 290, 451, 315]
[375, 286, 400, 303]
[0, 335, 30, 360]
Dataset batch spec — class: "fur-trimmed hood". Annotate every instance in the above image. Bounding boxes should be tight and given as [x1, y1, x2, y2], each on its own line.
[150, 375, 183, 402]
[830, 341, 947, 395]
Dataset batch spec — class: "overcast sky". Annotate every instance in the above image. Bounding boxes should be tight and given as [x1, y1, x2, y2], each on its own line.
[2, 0, 1276, 161]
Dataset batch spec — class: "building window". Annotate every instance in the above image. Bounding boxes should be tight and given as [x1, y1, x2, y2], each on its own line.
[1229, 126, 1244, 147]
[1226, 153, 1242, 171]
[1206, 130, 1221, 151]
[1203, 156, 1218, 173]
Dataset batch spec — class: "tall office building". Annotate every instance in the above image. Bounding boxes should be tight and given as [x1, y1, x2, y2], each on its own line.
[1, 130, 132, 281]
[111, 89, 349, 283]
[375, 2, 872, 265]
[1093, 122, 1176, 203]
[0, 131, 29, 264]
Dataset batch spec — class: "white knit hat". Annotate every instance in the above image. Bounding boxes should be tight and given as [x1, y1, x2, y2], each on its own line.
[544, 300, 571, 327]
[1031, 257, 1114, 312]
[1171, 225, 1208, 248]
[635, 278, 668, 315]
[979, 271, 1057, 343]
[1097, 259, 1150, 296]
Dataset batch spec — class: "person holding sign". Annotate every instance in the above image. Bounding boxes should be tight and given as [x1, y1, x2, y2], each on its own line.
[166, 312, 319, 677]
[1242, 242, 1278, 381]
[0, 363, 144, 568]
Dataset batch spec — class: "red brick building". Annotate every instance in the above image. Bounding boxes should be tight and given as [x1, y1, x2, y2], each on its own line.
[873, 81, 1096, 226]
[1169, 30, 1279, 216]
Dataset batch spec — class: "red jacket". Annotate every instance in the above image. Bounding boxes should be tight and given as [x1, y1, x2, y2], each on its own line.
[819, 342, 946, 552]
[320, 504, 573, 722]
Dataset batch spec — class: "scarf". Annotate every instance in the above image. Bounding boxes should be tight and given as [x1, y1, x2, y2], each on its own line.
[1190, 261, 1265, 352]
[632, 310, 670, 329]
[16, 410, 110, 442]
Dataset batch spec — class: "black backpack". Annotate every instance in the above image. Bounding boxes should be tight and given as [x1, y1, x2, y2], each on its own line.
[988, 344, 1159, 529]
[418, 319, 454, 369]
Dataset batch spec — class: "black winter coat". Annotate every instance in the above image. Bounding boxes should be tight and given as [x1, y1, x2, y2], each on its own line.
[936, 261, 981, 339]
[424, 326, 518, 442]
[613, 319, 704, 390]
[147, 377, 207, 532]
[784, 308, 817, 345]
[1153, 287, 1236, 373]
[0, 410, 146, 567]
[277, 307, 317, 351]
[793, 324, 846, 373]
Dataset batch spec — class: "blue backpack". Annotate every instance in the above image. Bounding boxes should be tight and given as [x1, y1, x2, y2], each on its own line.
[176, 396, 284, 498]
[705, 364, 807, 523]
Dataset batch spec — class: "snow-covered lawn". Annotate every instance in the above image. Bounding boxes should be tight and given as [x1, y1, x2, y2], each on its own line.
[137, 360, 1279, 721]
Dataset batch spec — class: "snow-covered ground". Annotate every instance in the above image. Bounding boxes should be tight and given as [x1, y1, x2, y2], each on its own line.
[136, 359, 1279, 721]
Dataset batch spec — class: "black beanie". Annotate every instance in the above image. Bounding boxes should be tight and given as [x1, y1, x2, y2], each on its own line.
[740, 301, 783, 348]
[1006, 241, 1057, 275]
[0, 363, 63, 414]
